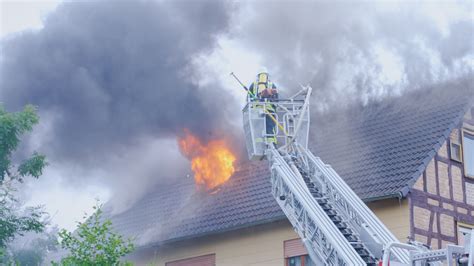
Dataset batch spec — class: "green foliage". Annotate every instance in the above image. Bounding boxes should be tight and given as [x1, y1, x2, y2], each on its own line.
[8, 228, 59, 265]
[0, 247, 6, 261]
[56, 204, 134, 265]
[0, 105, 48, 259]
[18, 152, 47, 179]
[0, 104, 47, 183]
[0, 184, 46, 249]
[13, 248, 43, 265]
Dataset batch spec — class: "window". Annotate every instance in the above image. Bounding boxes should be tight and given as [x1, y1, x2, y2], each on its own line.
[165, 254, 215, 266]
[286, 255, 316, 266]
[462, 129, 474, 178]
[457, 222, 473, 246]
[450, 141, 462, 162]
[284, 239, 316, 266]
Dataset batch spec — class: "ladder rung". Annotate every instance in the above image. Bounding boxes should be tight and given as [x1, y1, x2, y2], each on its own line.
[313, 197, 327, 200]
[316, 198, 328, 204]
[320, 204, 331, 211]
[350, 243, 364, 249]
[345, 235, 358, 242]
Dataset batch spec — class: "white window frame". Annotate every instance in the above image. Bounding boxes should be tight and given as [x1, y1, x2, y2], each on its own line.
[457, 222, 473, 246]
[450, 141, 463, 163]
[462, 128, 474, 179]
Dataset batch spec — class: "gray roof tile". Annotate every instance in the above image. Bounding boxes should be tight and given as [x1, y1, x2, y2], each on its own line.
[109, 79, 473, 247]
[311, 83, 473, 200]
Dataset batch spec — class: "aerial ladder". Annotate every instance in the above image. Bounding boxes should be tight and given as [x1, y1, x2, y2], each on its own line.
[242, 85, 473, 265]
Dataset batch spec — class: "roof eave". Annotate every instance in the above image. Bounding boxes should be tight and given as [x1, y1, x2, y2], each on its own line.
[362, 191, 406, 203]
[134, 214, 288, 251]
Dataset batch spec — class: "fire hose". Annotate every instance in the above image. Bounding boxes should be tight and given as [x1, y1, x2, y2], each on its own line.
[263, 109, 288, 136]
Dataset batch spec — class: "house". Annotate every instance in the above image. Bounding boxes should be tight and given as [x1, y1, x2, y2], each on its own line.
[109, 78, 474, 265]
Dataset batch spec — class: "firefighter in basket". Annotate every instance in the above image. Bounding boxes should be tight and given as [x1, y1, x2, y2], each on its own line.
[248, 72, 279, 145]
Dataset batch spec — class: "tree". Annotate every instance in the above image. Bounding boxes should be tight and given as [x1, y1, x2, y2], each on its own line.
[55, 204, 134, 265]
[0, 105, 48, 259]
[9, 227, 59, 265]
[0, 105, 47, 183]
[0, 184, 46, 260]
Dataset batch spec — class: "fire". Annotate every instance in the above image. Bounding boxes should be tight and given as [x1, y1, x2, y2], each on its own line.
[178, 130, 236, 190]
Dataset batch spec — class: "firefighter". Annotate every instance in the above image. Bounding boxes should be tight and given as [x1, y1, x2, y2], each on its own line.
[248, 72, 279, 144]
[248, 72, 278, 100]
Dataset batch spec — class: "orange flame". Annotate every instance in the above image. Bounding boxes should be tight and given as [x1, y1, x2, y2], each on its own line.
[178, 130, 236, 190]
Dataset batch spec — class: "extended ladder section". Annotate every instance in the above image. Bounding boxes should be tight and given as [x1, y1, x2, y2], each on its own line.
[242, 86, 409, 265]
[268, 144, 414, 265]
[242, 85, 473, 265]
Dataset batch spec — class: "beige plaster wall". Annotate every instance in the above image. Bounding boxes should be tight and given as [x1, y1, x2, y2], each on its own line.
[128, 198, 409, 265]
[367, 198, 410, 242]
[128, 220, 299, 266]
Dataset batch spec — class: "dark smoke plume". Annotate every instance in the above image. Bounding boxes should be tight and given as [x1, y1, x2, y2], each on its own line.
[1, 0, 234, 159]
[0, 0, 236, 210]
[2, 0, 472, 214]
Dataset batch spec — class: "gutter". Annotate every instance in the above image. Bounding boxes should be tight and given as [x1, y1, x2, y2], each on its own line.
[363, 191, 406, 203]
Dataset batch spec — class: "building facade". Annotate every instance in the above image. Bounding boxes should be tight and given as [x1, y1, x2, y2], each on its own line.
[128, 200, 411, 265]
[111, 84, 473, 266]
[410, 107, 474, 249]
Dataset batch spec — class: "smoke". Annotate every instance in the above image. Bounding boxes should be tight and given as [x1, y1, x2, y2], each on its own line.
[225, 1, 473, 111]
[0, 0, 236, 212]
[1, 0, 472, 217]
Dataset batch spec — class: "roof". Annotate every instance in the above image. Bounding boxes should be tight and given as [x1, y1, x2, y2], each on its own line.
[109, 161, 282, 248]
[109, 78, 473, 248]
[311, 80, 473, 200]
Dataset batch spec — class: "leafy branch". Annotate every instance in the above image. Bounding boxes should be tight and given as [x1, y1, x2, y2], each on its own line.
[55, 203, 134, 265]
[0, 104, 47, 184]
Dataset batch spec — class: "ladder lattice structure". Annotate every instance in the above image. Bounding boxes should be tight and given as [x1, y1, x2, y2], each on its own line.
[242, 85, 473, 266]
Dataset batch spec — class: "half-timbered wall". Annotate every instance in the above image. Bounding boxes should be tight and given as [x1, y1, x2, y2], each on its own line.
[409, 106, 474, 249]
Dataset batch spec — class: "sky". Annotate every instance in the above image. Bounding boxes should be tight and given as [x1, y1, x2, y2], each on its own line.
[0, 0, 61, 37]
[1, 0, 473, 231]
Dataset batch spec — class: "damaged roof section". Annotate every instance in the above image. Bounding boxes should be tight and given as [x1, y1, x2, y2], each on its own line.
[109, 78, 473, 248]
[108, 161, 283, 248]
